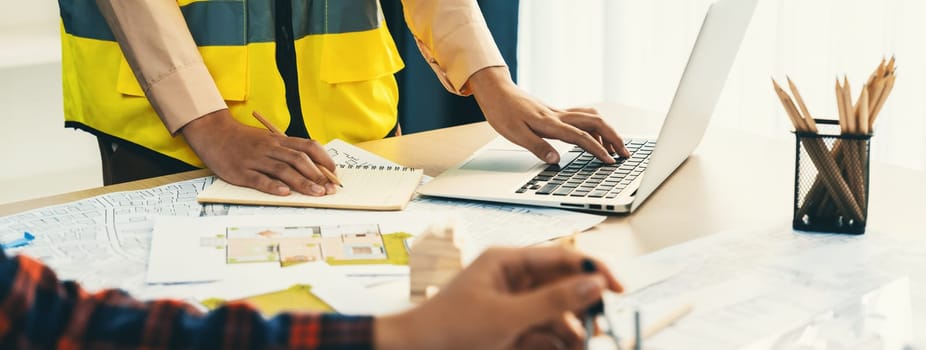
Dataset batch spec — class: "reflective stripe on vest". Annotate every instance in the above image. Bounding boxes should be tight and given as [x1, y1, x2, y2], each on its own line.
[60, 0, 404, 167]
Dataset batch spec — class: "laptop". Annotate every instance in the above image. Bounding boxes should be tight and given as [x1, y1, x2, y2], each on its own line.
[419, 0, 758, 214]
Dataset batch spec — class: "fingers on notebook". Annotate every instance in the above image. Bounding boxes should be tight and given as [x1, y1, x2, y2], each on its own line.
[268, 148, 331, 188]
[265, 140, 340, 196]
[256, 159, 327, 196]
[281, 138, 338, 174]
[239, 170, 291, 196]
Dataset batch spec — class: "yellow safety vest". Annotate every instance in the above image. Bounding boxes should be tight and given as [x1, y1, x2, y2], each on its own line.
[59, 0, 404, 167]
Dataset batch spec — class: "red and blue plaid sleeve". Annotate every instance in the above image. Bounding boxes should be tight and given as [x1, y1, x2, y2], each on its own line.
[0, 250, 374, 349]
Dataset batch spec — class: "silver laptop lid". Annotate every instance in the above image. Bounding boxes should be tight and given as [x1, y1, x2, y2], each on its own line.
[630, 0, 758, 211]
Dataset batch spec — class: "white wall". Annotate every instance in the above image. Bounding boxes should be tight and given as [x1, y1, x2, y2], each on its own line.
[518, 0, 926, 171]
[0, 2, 60, 28]
[0, 1, 101, 205]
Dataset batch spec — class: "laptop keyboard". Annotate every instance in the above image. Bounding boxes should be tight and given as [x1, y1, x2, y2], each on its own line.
[516, 139, 656, 199]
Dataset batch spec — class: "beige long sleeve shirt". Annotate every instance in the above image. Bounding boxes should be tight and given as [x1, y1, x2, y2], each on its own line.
[96, 0, 507, 135]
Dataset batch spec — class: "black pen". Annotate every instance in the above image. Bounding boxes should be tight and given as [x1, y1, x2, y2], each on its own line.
[582, 258, 625, 350]
[634, 310, 642, 350]
[581, 259, 605, 349]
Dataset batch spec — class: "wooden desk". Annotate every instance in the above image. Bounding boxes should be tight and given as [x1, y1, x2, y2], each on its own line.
[2, 104, 923, 261]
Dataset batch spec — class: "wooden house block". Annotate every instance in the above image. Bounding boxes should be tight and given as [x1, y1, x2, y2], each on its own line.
[409, 224, 464, 303]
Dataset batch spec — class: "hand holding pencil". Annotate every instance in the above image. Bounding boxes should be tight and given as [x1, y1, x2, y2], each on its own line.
[251, 111, 343, 189]
[181, 109, 340, 197]
[248, 111, 342, 193]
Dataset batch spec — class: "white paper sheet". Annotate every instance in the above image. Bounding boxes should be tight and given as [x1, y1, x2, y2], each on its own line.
[140, 261, 380, 314]
[745, 277, 914, 350]
[606, 260, 683, 295]
[350, 244, 686, 318]
[205, 262, 381, 315]
[598, 225, 926, 349]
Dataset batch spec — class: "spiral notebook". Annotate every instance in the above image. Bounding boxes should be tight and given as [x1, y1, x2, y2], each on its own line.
[197, 165, 424, 211]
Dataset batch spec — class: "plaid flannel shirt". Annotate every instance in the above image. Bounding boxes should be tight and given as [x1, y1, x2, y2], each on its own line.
[0, 249, 374, 349]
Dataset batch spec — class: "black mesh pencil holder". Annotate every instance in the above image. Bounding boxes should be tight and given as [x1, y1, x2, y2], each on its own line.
[793, 119, 871, 235]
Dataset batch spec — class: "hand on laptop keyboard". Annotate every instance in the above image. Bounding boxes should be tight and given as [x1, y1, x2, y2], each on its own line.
[468, 69, 630, 164]
[517, 140, 655, 199]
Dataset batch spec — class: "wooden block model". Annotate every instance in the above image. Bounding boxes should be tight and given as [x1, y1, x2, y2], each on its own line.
[409, 224, 464, 303]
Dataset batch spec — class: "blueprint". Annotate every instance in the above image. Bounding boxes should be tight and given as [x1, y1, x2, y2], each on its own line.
[0, 177, 211, 296]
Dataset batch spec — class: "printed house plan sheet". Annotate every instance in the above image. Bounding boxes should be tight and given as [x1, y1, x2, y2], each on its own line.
[146, 211, 460, 284]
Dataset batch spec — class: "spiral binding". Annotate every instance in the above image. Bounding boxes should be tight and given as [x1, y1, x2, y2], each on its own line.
[337, 164, 417, 171]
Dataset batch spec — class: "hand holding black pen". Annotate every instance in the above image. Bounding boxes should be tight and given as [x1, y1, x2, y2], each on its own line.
[387, 246, 623, 350]
[582, 258, 635, 350]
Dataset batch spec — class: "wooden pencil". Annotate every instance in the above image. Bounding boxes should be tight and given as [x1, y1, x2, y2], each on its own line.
[855, 88, 871, 209]
[868, 77, 886, 116]
[787, 76, 818, 132]
[843, 77, 856, 134]
[251, 111, 343, 188]
[842, 76, 863, 215]
[773, 79, 807, 131]
[252, 111, 284, 135]
[859, 88, 870, 135]
[870, 73, 896, 128]
[836, 79, 848, 133]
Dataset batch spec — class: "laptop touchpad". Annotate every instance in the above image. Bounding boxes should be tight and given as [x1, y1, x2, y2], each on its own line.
[460, 150, 541, 173]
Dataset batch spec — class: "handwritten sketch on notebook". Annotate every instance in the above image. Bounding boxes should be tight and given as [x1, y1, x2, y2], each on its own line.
[325, 139, 397, 167]
[198, 165, 423, 210]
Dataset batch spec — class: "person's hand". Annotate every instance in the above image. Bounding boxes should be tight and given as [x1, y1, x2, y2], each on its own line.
[181, 109, 338, 196]
[375, 246, 623, 350]
[469, 67, 631, 165]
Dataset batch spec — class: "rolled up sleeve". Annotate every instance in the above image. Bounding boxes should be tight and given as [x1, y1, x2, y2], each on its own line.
[96, 0, 227, 134]
[401, 0, 508, 96]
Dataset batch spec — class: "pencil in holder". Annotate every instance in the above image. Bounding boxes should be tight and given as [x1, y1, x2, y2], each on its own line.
[793, 119, 871, 234]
